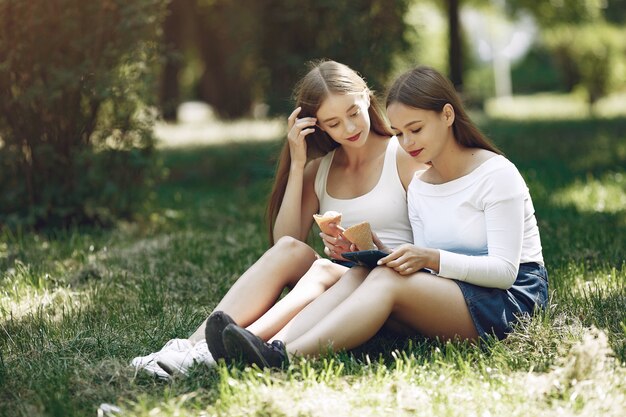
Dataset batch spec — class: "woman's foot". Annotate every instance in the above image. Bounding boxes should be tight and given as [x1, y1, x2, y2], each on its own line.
[222, 324, 288, 368]
[157, 339, 215, 376]
[204, 311, 237, 361]
[131, 338, 193, 379]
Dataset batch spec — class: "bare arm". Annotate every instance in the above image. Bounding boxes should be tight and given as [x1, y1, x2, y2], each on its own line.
[272, 107, 319, 242]
[273, 159, 320, 242]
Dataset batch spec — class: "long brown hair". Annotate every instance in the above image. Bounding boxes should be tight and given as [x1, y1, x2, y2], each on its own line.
[386, 66, 502, 154]
[267, 60, 393, 245]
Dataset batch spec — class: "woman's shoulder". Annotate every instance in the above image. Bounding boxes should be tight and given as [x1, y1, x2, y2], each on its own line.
[463, 150, 513, 176]
[474, 154, 529, 199]
[475, 148, 499, 163]
[476, 153, 520, 177]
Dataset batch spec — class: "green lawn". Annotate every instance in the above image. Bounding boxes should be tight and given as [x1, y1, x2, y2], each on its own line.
[1, 116, 625, 416]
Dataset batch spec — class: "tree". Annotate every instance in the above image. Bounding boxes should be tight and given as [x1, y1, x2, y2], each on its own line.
[507, 0, 604, 26]
[447, 0, 463, 91]
[193, 0, 260, 119]
[158, 0, 410, 118]
[508, 0, 626, 107]
[160, 0, 192, 121]
[256, 0, 410, 115]
[0, 0, 167, 228]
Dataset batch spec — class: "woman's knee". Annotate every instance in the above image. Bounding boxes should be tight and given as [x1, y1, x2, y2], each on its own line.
[336, 266, 369, 287]
[269, 237, 317, 266]
[363, 267, 404, 292]
[258, 237, 317, 287]
[273, 236, 315, 258]
[296, 259, 345, 290]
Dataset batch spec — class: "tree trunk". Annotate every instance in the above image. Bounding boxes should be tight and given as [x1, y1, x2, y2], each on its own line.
[447, 0, 463, 92]
[160, 0, 187, 121]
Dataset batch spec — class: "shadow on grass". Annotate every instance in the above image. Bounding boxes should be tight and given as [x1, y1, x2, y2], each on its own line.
[159, 115, 626, 345]
[153, 117, 626, 265]
[1, 117, 624, 415]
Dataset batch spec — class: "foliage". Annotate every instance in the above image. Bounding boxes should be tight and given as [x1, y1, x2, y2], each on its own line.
[605, 0, 626, 24]
[543, 23, 626, 105]
[0, 0, 168, 229]
[394, 1, 448, 75]
[507, 0, 606, 26]
[168, 0, 410, 118]
[505, 0, 626, 104]
[257, 0, 411, 115]
[191, 0, 260, 119]
[510, 45, 566, 94]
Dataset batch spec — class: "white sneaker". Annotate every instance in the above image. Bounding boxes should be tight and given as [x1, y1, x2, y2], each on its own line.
[140, 360, 171, 380]
[131, 338, 193, 379]
[157, 340, 215, 376]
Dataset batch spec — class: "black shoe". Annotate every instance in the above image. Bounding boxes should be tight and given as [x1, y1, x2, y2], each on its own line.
[204, 311, 236, 361]
[222, 323, 288, 369]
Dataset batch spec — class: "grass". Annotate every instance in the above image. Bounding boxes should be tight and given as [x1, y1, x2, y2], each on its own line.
[484, 90, 626, 120]
[1, 114, 625, 416]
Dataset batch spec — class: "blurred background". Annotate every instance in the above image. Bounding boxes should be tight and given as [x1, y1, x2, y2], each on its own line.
[1, 0, 625, 229]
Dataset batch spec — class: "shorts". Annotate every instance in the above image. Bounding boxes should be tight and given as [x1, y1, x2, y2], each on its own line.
[455, 262, 549, 340]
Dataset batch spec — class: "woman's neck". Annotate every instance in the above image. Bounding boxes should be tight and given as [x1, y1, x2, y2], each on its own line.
[427, 140, 489, 184]
[335, 131, 388, 168]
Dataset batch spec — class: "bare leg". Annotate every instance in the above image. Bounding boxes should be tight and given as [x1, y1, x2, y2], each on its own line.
[269, 266, 370, 343]
[188, 236, 317, 343]
[246, 259, 349, 340]
[286, 267, 478, 357]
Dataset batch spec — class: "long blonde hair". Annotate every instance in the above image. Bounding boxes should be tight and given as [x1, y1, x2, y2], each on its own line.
[267, 60, 393, 244]
[386, 66, 502, 154]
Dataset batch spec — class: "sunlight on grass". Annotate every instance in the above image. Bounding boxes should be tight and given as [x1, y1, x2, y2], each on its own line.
[0, 259, 89, 321]
[550, 173, 626, 214]
[485, 91, 626, 119]
[0, 286, 86, 322]
[3, 116, 626, 416]
[123, 329, 625, 417]
[154, 118, 284, 148]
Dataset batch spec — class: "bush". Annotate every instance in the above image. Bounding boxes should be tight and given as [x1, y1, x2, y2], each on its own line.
[157, 0, 409, 119]
[0, 0, 168, 229]
[543, 23, 626, 106]
[511, 45, 567, 94]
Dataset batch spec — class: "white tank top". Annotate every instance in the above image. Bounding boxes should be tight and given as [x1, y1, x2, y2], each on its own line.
[314, 137, 413, 249]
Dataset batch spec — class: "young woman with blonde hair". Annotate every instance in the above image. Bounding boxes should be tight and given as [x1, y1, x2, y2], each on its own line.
[132, 60, 423, 377]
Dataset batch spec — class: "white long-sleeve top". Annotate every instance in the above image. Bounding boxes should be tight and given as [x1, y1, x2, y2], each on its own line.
[407, 155, 544, 289]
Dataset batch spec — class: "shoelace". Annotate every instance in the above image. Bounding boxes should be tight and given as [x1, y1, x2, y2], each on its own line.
[163, 339, 190, 350]
[191, 341, 213, 362]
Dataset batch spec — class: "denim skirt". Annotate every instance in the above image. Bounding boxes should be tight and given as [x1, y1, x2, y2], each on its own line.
[455, 262, 549, 340]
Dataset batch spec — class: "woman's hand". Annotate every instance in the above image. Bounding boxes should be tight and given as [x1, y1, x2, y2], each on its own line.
[287, 107, 317, 168]
[377, 244, 440, 275]
[320, 223, 351, 260]
[372, 232, 391, 253]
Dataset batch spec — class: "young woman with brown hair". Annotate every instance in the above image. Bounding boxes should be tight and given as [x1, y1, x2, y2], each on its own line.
[132, 60, 422, 377]
[216, 66, 548, 368]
